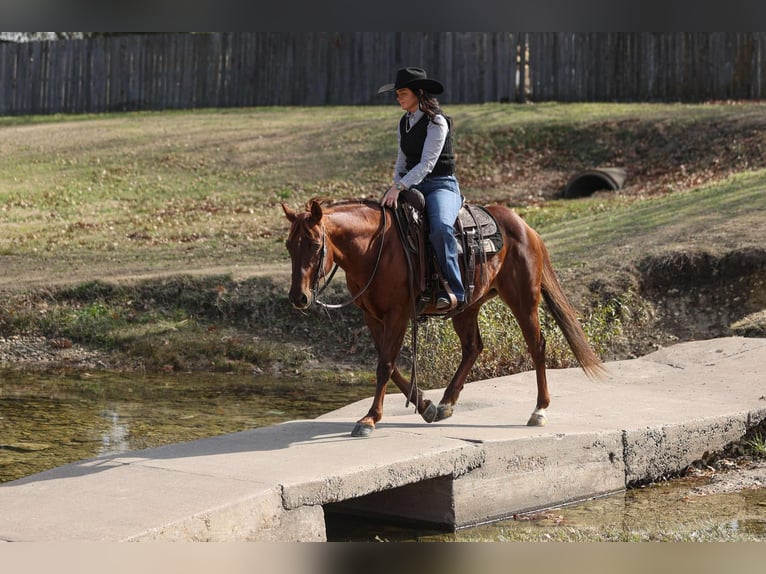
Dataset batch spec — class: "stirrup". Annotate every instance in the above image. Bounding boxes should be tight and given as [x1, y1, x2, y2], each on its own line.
[435, 291, 457, 312]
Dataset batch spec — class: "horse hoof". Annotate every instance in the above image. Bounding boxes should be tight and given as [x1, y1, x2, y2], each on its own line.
[436, 404, 454, 421]
[351, 422, 374, 437]
[421, 401, 438, 423]
[527, 409, 547, 427]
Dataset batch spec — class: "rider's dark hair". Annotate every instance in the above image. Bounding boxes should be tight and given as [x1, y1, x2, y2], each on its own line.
[416, 90, 442, 121]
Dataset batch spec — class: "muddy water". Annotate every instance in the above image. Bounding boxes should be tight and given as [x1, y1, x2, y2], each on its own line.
[0, 369, 372, 484]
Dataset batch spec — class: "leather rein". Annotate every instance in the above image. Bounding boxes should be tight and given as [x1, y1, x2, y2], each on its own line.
[312, 207, 387, 310]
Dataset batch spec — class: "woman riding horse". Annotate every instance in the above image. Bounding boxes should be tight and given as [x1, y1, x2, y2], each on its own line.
[282, 197, 606, 438]
[282, 67, 605, 438]
[378, 67, 464, 312]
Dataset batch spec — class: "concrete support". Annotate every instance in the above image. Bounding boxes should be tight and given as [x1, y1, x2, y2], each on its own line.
[451, 431, 625, 526]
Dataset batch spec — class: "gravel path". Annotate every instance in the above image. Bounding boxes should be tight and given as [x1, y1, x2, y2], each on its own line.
[0, 336, 111, 370]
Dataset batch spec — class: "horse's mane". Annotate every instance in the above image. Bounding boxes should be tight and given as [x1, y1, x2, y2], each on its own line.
[303, 197, 384, 239]
[305, 197, 381, 212]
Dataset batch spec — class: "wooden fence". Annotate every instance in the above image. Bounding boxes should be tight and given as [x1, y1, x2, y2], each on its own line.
[1, 32, 765, 115]
[526, 32, 766, 101]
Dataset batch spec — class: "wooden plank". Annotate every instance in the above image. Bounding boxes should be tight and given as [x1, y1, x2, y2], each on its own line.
[107, 36, 119, 111]
[181, 34, 195, 108]
[50, 40, 68, 114]
[40, 40, 50, 112]
[94, 36, 108, 112]
[14, 42, 28, 114]
[230, 32, 243, 108]
[125, 34, 138, 110]
[66, 40, 80, 113]
[158, 34, 170, 109]
[171, 33, 183, 109]
[84, 37, 95, 111]
[0, 44, 6, 114]
[0, 44, 11, 114]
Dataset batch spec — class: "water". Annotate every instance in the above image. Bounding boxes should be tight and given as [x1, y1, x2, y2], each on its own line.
[0, 369, 372, 484]
[2, 369, 765, 541]
[327, 478, 766, 541]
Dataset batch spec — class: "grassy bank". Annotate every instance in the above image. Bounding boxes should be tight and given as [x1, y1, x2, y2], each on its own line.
[2, 102, 765, 284]
[1, 103, 764, 378]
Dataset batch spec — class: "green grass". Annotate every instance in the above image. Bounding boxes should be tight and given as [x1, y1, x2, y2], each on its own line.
[537, 169, 766, 268]
[745, 432, 766, 457]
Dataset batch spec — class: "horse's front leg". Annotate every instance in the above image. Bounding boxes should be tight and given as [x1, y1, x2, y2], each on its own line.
[351, 358, 393, 437]
[391, 368, 438, 423]
[435, 307, 483, 422]
[351, 313, 408, 437]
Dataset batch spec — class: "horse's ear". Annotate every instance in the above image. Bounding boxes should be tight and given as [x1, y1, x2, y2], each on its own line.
[308, 200, 324, 224]
[281, 203, 297, 223]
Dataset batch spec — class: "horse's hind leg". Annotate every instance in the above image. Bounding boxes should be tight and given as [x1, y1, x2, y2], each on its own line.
[488, 225, 552, 426]
[518, 309, 549, 426]
[434, 306, 484, 421]
[500, 292, 550, 426]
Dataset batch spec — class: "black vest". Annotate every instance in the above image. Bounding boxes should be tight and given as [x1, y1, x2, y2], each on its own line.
[399, 113, 456, 177]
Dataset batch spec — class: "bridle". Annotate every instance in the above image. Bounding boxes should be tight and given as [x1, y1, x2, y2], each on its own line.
[311, 207, 387, 310]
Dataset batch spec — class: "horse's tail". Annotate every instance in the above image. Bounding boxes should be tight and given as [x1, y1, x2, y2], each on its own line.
[539, 242, 607, 380]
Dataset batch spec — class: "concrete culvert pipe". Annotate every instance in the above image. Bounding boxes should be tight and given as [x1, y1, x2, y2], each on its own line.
[563, 167, 627, 199]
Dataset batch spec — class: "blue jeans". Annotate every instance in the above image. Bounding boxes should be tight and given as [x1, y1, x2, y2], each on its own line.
[415, 175, 465, 302]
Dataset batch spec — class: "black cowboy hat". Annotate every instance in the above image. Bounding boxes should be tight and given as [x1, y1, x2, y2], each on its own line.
[377, 67, 444, 95]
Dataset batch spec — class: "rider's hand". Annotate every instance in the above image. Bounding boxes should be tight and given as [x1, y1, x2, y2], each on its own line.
[381, 184, 400, 208]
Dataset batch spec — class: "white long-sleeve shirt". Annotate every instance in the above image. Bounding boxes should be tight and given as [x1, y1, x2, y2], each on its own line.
[393, 109, 449, 190]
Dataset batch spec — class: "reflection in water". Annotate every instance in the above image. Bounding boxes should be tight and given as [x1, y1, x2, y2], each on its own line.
[99, 410, 130, 456]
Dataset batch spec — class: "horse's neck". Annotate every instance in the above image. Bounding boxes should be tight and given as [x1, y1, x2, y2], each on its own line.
[326, 207, 383, 269]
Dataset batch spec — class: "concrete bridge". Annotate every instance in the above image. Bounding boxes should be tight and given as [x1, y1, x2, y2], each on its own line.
[1, 337, 764, 542]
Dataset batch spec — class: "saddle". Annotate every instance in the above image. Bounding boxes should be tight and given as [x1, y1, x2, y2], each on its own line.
[394, 187, 503, 314]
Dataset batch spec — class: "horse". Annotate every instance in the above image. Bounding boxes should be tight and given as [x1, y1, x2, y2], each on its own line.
[282, 197, 605, 437]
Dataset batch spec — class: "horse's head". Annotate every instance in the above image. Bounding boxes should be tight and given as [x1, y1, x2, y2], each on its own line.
[282, 200, 329, 310]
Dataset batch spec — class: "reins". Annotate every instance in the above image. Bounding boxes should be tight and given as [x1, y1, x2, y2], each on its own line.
[389, 204, 422, 408]
[313, 206, 387, 310]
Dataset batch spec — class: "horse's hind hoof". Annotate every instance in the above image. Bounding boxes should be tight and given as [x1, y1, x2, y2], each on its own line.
[436, 403, 454, 421]
[351, 422, 374, 437]
[421, 401, 438, 423]
[527, 409, 547, 427]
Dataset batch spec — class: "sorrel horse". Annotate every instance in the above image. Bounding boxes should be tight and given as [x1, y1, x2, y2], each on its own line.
[282, 198, 605, 437]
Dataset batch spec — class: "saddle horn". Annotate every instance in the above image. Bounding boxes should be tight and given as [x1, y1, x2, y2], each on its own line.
[399, 187, 426, 211]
